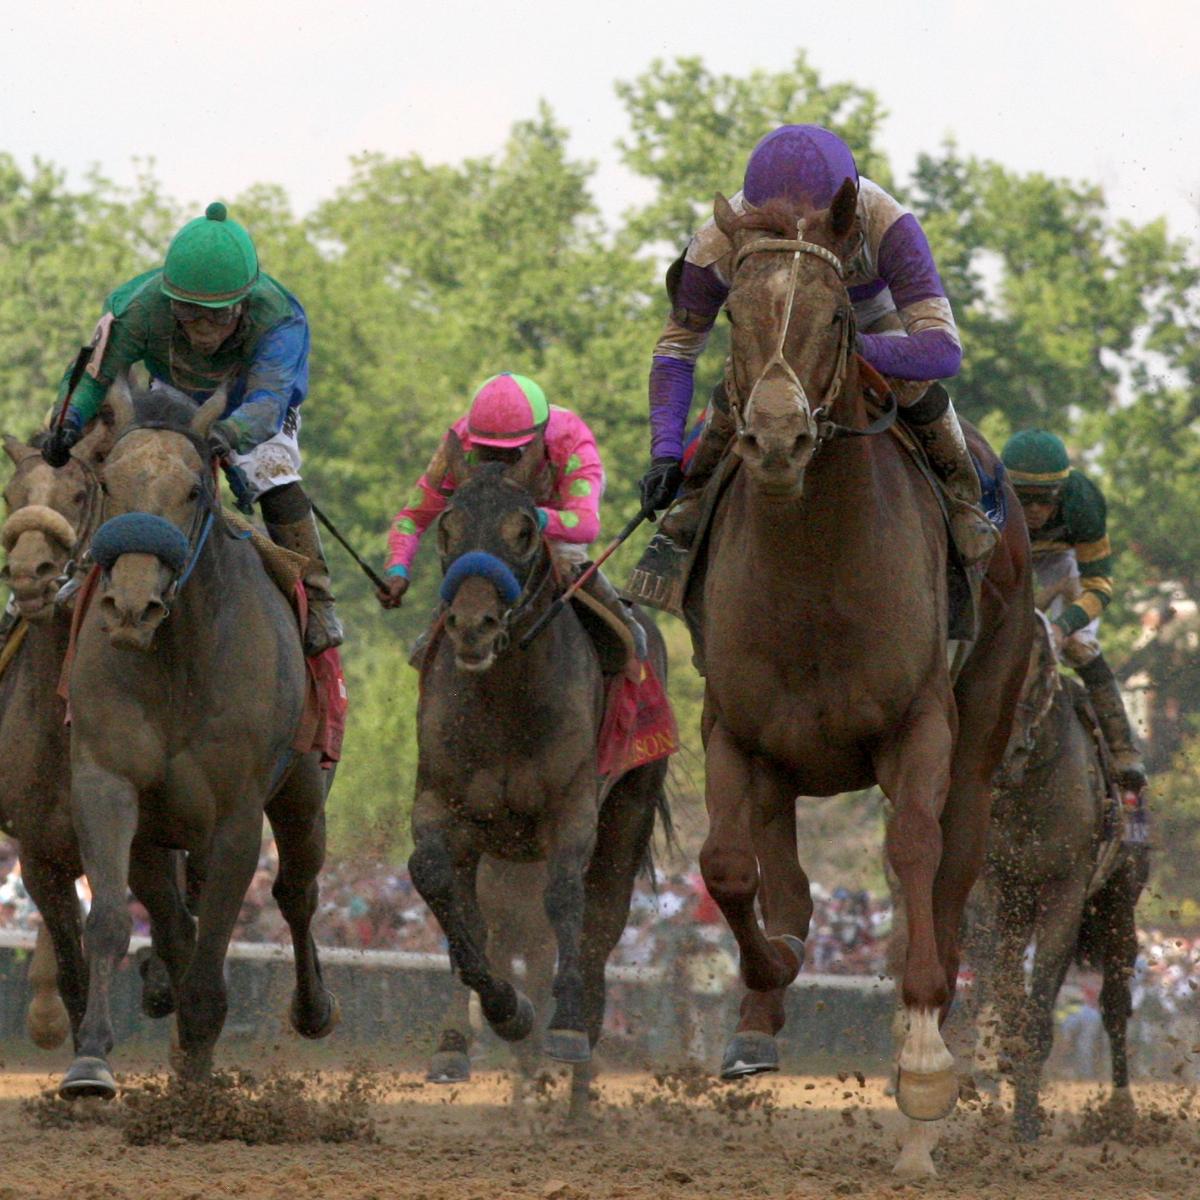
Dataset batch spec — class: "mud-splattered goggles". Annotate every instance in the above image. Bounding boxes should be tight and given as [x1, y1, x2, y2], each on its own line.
[170, 300, 241, 326]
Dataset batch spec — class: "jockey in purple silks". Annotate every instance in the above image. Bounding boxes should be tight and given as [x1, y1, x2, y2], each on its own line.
[633, 124, 996, 597]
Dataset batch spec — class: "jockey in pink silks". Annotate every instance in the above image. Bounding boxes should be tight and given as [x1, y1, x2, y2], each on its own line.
[378, 372, 646, 659]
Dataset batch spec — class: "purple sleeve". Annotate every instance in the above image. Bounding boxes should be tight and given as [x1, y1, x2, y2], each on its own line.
[858, 213, 962, 381]
[649, 356, 696, 460]
[673, 261, 729, 319]
[858, 327, 962, 381]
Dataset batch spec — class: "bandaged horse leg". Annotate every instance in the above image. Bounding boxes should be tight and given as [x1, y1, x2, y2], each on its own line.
[875, 697, 958, 1122]
[260, 481, 345, 656]
[701, 722, 804, 1078]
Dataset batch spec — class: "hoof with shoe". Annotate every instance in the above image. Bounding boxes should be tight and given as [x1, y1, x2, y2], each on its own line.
[26, 992, 70, 1050]
[896, 1066, 958, 1121]
[543, 1028, 591, 1064]
[490, 992, 536, 1043]
[720, 1031, 780, 1079]
[426, 1050, 471, 1084]
[59, 1056, 117, 1101]
[290, 990, 340, 1040]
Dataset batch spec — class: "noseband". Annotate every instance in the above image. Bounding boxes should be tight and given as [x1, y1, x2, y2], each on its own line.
[729, 223, 896, 444]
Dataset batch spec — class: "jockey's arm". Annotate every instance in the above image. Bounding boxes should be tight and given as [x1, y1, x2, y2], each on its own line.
[1058, 474, 1114, 637]
[385, 437, 455, 581]
[218, 313, 309, 452]
[57, 307, 146, 431]
[541, 416, 604, 544]
[853, 199, 962, 383]
[648, 257, 728, 460]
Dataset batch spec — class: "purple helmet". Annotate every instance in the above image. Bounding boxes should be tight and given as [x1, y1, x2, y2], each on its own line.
[742, 125, 859, 209]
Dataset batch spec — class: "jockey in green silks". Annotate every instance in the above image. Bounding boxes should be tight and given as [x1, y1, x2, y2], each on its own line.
[1003, 428, 1146, 795]
[37, 202, 342, 657]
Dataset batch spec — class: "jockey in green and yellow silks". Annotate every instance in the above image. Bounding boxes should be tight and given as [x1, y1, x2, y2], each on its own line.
[1003, 429, 1146, 793]
[40, 203, 342, 656]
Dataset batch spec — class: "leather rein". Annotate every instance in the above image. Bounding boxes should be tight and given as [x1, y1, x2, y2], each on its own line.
[728, 225, 897, 444]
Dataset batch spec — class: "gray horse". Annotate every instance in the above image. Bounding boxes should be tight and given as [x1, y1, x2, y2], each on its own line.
[58, 381, 337, 1098]
[976, 613, 1144, 1140]
[409, 435, 671, 1116]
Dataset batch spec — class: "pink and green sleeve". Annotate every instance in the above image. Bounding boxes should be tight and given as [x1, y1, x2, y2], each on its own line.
[385, 464, 453, 578]
[541, 416, 604, 545]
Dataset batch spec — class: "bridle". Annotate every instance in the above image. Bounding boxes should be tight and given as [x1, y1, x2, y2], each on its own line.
[102, 421, 220, 605]
[728, 221, 896, 445]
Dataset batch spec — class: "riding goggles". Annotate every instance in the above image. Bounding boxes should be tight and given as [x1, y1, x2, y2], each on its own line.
[170, 299, 241, 327]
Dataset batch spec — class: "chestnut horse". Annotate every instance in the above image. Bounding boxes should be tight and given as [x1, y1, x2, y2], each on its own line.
[694, 186, 1033, 1175]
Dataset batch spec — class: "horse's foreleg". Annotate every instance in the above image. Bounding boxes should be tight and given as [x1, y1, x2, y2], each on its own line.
[541, 776, 599, 1064]
[265, 761, 338, 1041]
[875, 702, 956, 1121]
[128, 844, 196, 1020]
[700, 722, 795, 993]
[174, 811, 261, 1081]
[1013, 876, 1087, 1141]
[20, 860, 84, 1050]
[410, 820, 532, 1043]
[59, 761, 137, 1100]
[1098, 865, 1139, 1097]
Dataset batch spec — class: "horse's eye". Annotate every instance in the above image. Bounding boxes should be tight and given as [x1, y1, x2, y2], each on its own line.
[73, 491, 86, 505]
[99, 481, 109, 495]
[188, 484, 201, 501]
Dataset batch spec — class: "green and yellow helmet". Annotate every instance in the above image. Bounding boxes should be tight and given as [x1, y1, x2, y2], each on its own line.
[161, 202, 258, 307]
[1001, 429, 1070, 491]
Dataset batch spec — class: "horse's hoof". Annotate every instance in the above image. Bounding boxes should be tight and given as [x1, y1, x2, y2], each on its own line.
[426, 1051, 471, 1084]
[490, 993, 536, 1043]
[720, 1031, 780, 1080]
[544, 1028, 591, 1064]
[26, 993, 70, 1050]
[59, 1056, 117, 1101]
[290, 990, 340, 1040]
[896, 1066, 958, 1121]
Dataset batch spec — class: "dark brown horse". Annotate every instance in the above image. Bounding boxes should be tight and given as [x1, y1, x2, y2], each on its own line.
[974, 612, 1144, 1140]
[409, 436, 670, 1116]
[692, 187, 1034, 1175]
[59, 381, 337, 1098]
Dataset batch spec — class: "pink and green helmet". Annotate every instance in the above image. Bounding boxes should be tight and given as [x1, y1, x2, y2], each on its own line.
[466, 373, 549, 448]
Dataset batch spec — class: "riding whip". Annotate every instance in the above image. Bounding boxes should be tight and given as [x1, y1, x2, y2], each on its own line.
[53, 344, 95, 431]
[311, 501, 389, 591]
[518, 506, 651, 650]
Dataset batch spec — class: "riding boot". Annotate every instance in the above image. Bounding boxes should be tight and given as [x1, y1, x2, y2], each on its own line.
[579, 566, 648, 662]
[264, 512, 346, 656]
[1077, 653, 1148, 794]
[900, 383, 998, 566]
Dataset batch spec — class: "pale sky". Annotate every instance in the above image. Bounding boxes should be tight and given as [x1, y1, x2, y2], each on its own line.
[2, 0, 1197, 242]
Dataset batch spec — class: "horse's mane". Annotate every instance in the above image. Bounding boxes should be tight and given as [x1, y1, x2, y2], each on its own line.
[129, 385, 203, 434]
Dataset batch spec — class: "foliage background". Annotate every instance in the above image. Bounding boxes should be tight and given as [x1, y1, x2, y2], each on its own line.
[3, 54, 1197, 916]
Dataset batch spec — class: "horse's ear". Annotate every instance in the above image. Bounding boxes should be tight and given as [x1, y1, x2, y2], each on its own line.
[106, 374, 135, 434]
[3, 434, 31, 464]
[505, 431, 546, 493]
[189, 385, 228, 439]
[714, 192, 740, 240]
[829, 176, 859, 241]
[444, 429, 471, 487]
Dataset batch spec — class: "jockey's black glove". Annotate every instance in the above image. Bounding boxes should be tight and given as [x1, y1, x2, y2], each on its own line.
[41, 425, 79, 468]
[207, 419, 239, 462]
[639, 457, 685, 516]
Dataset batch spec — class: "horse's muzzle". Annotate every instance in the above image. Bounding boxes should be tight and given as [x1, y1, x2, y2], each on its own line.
[98, 553, 171, 651]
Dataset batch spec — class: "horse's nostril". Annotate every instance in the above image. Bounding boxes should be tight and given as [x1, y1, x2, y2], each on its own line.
[35, 560, 58, 579]
[140, 599, 167, 627]
[446, 612, 458, 631]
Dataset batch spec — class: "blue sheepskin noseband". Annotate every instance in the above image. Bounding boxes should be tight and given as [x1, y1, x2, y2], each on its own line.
[91, 513, 191, 574]
[440, 551, 522, 606]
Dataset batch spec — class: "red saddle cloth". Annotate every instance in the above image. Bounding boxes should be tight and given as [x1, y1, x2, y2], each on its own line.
[59, 569, 347, 767]
[597, 658, 677, 779]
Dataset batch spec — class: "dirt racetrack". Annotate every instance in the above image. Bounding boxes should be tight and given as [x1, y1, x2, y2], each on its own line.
[0, 1060, 1196, 1200]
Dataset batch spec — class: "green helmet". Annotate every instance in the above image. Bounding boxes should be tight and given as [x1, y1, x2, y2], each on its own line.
[1002, 429, 1070, 489]
[161, 202, 258, 307]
